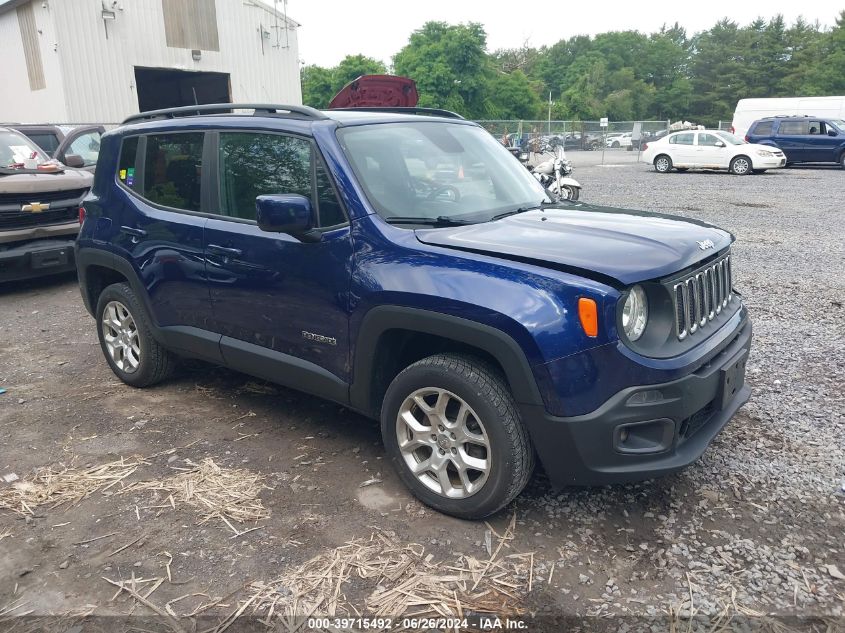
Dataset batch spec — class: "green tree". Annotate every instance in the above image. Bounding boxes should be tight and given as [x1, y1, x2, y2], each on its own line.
[301, 65, 334, 108]
[485, 70, 543, 119]
[393, 22, 491, 117]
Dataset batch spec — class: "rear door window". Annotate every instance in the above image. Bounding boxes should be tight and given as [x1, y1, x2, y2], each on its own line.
[777, 121, 808, 135]
[670, 133, 694, 145]
[117, 137, 139, 189]
[142, 133, 204, 212]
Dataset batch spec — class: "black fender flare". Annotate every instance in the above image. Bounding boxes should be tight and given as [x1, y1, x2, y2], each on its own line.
[349, 305, 545, 415]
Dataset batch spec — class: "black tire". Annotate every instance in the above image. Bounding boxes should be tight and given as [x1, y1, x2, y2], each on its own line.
[562, 185, 580, 201]
[840, 152, 845, 169]
[730, 155, 752, 175]
[611, 141, 620, 148]
[95, 282, 175, 388]
[380, 353, 534, 519]
[654, 154, 673, 173]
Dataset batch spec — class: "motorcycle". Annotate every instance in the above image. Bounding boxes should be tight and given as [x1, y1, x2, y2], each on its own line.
[530, 147, 581, 201]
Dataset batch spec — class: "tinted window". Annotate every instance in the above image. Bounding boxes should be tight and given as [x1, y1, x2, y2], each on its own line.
[698, 133, 721, 146]
[117, 137, 139, 189]
[778, 121, 808, 135]
[24, 132, 60, 154]
[218, 132, 311, 221]
[751, 121, 773, 135]
[143, 133, 204, 212]
[670, 133, 694, 145]
[315, 160, 346, 227]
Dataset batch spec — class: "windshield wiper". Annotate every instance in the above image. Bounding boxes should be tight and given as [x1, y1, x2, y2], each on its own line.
[383, 216, 476, 227]
[491, 201, 554, 221]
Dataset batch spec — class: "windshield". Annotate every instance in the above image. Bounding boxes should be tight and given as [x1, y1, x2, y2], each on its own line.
[336, 122, 550, 225]
[829, 119, 845, 132]
[715, 131, 747, 145]
[0, 130, 49, 168]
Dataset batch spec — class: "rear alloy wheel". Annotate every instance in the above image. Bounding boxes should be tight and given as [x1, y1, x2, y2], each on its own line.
[840, 153, 845, 169]
[381, 353, 534, 519]
[96, 283, 175, 387]
[730, 155, 752, 175]
[654, 155, 673, 173]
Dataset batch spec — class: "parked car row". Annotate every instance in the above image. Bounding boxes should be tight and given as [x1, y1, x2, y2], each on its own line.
[641, 116, 845, 174]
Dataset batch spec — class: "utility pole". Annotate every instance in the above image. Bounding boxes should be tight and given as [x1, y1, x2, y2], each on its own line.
[548, 91, 552, 136]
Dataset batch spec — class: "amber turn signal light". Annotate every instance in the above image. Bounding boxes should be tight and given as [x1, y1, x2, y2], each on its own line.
[578, 297, 598, 337]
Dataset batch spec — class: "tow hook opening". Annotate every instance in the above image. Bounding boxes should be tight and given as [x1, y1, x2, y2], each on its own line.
[614, 418, 674, 454]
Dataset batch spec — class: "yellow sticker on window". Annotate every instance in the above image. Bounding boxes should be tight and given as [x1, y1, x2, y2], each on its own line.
[119, 169, 127, 180]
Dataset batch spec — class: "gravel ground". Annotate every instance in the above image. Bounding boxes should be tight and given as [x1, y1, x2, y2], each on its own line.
[0, 161, 843, 631]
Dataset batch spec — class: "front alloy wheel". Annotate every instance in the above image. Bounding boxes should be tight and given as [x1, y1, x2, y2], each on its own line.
[101, 300, 141, 373]
[381, 353, 534, 519]
[730, 155, 752, 175]
[396, 387, 491, 499]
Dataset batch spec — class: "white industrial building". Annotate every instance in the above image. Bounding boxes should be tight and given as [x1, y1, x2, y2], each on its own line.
[0, 0, 302, 124]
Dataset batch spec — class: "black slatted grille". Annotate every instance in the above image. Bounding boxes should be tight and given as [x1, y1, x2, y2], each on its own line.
[671, 254, 733, 340]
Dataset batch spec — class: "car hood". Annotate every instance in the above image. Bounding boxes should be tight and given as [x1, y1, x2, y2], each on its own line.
[414, 205, 733, 286]
[328, 74, 419, 109]
[0, 168, 92, 194]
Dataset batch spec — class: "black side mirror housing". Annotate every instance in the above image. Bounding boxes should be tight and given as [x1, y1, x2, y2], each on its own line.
[828, 129, 838, 137]
[63, 154, 85, 168]
[256, 194, 320, 241]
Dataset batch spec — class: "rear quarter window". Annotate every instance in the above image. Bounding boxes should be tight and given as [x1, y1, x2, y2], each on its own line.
[117, 137, 139, 189]
[751, 121, 773, 135]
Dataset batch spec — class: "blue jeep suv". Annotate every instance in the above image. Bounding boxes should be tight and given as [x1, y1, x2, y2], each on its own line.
[746, 116, 845, 167]
[76, 104, 752, 519]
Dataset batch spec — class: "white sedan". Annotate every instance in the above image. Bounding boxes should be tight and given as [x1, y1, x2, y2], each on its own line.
[641, 130, 786, 174]
[606, 132, 632, 148]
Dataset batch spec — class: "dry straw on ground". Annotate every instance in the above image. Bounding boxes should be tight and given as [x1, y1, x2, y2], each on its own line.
[0, 457, 143, 516]
[120, 458, 270, 535]
[239, 514, 530, 631]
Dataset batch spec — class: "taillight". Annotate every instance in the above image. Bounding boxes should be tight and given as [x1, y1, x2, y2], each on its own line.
[79, 206, 85, 225]
[641, 143, 648, 151]
[744, 135, 749, 142]
[729, 126, 735, 134]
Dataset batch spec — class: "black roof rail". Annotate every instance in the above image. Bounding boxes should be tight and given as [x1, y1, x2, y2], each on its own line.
[761, 114, 813, 119]
[328, 107, 465, 120]
[121, 103, 328, 126]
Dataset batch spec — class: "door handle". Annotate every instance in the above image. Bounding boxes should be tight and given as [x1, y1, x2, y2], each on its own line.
[207, 244, 243, 258]
[120, 226, 146, 243]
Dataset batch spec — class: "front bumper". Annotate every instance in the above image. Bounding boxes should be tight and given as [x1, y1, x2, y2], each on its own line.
[0, 237, 77, 282]
[522, 319, 752, 486]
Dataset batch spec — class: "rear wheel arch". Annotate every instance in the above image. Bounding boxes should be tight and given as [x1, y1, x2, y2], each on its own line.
[350, 306, 544, 418]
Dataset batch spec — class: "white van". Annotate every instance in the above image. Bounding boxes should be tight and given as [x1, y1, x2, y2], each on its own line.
[730, 96, 845, 138]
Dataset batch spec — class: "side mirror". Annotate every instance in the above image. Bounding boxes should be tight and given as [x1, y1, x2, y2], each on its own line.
[256, 194, 319, 241]
[64, 154, 85, 168]
[828, 129, 838, 137]
[714, 141, 726, 148]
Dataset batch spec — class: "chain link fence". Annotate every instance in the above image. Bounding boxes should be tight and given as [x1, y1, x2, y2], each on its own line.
[475, 120, 671, 152]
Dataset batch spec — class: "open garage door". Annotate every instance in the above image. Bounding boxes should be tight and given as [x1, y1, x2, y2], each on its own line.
[135, 67, 231, 111]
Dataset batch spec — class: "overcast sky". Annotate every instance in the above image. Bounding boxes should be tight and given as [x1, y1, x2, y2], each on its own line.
[286, 0, 841, 68]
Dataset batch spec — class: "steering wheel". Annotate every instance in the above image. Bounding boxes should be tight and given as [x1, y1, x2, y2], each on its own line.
[427, 184, 461, 202]
[411, 178, 461, 202]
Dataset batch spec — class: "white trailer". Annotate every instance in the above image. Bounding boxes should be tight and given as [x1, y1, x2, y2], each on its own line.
[730, 96, 845, 138]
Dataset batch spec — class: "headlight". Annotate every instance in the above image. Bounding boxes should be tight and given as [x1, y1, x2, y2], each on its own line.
[622, 285, 648, 341]
[756, 150, 774, 157]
